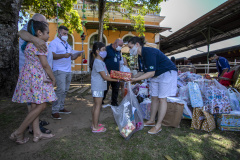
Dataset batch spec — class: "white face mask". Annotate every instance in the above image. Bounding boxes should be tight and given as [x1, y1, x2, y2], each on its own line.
[99, 51, 107, 59]
[116, 46, 122, 51]
[130, 45, 138, 56]
[61, 35, 68, 42]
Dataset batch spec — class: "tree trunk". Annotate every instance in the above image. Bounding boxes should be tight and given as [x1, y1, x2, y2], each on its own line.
[0, 0, 22, 96]
[98, 0, 105, 42]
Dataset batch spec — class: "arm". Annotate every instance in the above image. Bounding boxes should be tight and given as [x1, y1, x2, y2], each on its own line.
[219, 68, 229, 77]
[99, 71, 118, 82]
[71, 51, 84, 60]
[134, 72, 144, 78]
[18, 30, 47, 53]
[53, 52, 71, 60]
[131, 71, 155, 82]
[38, 55, 56, 86]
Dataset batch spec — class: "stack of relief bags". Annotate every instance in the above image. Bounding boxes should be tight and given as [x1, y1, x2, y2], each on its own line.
[188, 79, 232, 132]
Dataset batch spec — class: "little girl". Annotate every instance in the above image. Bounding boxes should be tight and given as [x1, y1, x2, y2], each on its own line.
[10, 19, 57, 144]
[90, 42, 119, 133]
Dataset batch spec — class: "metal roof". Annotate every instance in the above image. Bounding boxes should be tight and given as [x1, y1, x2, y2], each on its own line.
[159, 0, 240, 56]
[84, 21, 171, 33]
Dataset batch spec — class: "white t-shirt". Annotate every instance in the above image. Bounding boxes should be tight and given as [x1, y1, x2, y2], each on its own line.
[47, 45, 53, 69]
[91, 59, 108, 91]
[49, 37, 72, 72]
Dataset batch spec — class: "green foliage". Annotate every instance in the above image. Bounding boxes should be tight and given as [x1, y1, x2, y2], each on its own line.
[21, 0, 83, 34]
[103, 0, 166, 36]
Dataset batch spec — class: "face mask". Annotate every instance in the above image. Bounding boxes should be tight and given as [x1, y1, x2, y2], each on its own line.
[116, 46, 122, 51]
[211, 59, 217, 63]
[130, 45, 138, 56]
[99, 51, 107, 59]
[61, 35, 68, 42]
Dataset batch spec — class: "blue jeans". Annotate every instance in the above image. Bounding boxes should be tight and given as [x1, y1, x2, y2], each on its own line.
[52, 70, 72, 114]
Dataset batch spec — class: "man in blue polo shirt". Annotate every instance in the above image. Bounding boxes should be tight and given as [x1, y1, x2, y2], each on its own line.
[103, 39, 123, 106]
[208, 53, 230, 77]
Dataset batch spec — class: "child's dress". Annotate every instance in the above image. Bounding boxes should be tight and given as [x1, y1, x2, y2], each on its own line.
[12, 43, 57, 104]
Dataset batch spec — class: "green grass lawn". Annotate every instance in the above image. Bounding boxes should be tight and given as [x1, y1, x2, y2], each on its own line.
[35, 117, 240, 160]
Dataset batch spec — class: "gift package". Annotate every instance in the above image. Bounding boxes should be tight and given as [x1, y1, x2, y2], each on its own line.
[191, 108, 216, 132]
[139, 99, 151, 120]
[216, 114, 240, 131]
[110, 70, 132, 80]
[120, 122, 136, 138]
[178, 72, 202, 87]
[188, 82, 203, 108]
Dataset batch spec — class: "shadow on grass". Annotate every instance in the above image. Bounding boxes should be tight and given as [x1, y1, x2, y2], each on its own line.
[34, 118, 240, 160]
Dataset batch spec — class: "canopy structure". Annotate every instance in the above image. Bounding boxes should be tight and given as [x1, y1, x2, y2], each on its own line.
[84, 21, 171, 33]
[159, 0, 240, 56]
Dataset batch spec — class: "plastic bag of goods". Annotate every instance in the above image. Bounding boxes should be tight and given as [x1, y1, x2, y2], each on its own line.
[111, 82, 144, 140]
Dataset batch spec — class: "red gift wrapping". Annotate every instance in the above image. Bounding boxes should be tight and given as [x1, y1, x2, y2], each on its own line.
[110, 70, 132, 80]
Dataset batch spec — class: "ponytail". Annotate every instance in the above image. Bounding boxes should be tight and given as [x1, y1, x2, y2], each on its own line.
[89, 42, 105, 71]
[89, 51, 95, 71]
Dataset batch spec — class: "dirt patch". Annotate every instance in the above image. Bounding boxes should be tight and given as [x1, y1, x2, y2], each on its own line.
[0, 83, 114, 160]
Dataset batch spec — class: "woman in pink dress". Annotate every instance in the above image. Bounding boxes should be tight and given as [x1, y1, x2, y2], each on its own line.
[10, 19, 57, 144]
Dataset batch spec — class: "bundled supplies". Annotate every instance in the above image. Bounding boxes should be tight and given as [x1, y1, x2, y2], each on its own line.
[167, 97, 192, 119]
[188, 82, 203, 108]
[216, 113, 240, 131]
[139, 98, 151, 120]
[191, 108, 216, 132]
[179, 85, 191, 105]
[228, 88, 240, 111]
[111, 82, 144, 140]
[194, 79, 231, 114]
[110, 70, 132, 81]
[178, 72, 202, 87]
[131, 83, 140, 95]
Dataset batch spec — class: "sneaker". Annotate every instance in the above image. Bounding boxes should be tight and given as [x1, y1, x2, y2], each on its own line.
[59, 109, 71, 114]
[52, 113, 62, 120]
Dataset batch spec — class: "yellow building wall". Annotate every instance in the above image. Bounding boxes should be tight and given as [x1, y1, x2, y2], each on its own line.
[48, 23, 156, 72]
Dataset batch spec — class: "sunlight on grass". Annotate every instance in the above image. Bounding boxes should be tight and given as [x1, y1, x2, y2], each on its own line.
[35, 118, 240, 160]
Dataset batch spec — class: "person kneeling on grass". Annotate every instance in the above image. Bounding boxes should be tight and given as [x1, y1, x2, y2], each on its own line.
[89, 42, 125, 133]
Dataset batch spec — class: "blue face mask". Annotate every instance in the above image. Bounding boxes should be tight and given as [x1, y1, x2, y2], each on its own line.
[99, 51, 107, 58]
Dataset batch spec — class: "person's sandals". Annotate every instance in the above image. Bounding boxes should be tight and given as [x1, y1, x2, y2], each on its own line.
[9, 132, 30, 145]
[91, 124, 104, 129]
[28, 125, 51, 134]
[39, 120, 49, 126]
[148, 127, 162, 134]
[92, 127, 107, 133]
[144, 121, 156, 127]
[33, 133, 55, 143]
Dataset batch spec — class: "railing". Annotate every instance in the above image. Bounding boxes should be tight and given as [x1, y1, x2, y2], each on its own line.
[73, 3, 159, 16]
[177, 62, 240, 74]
